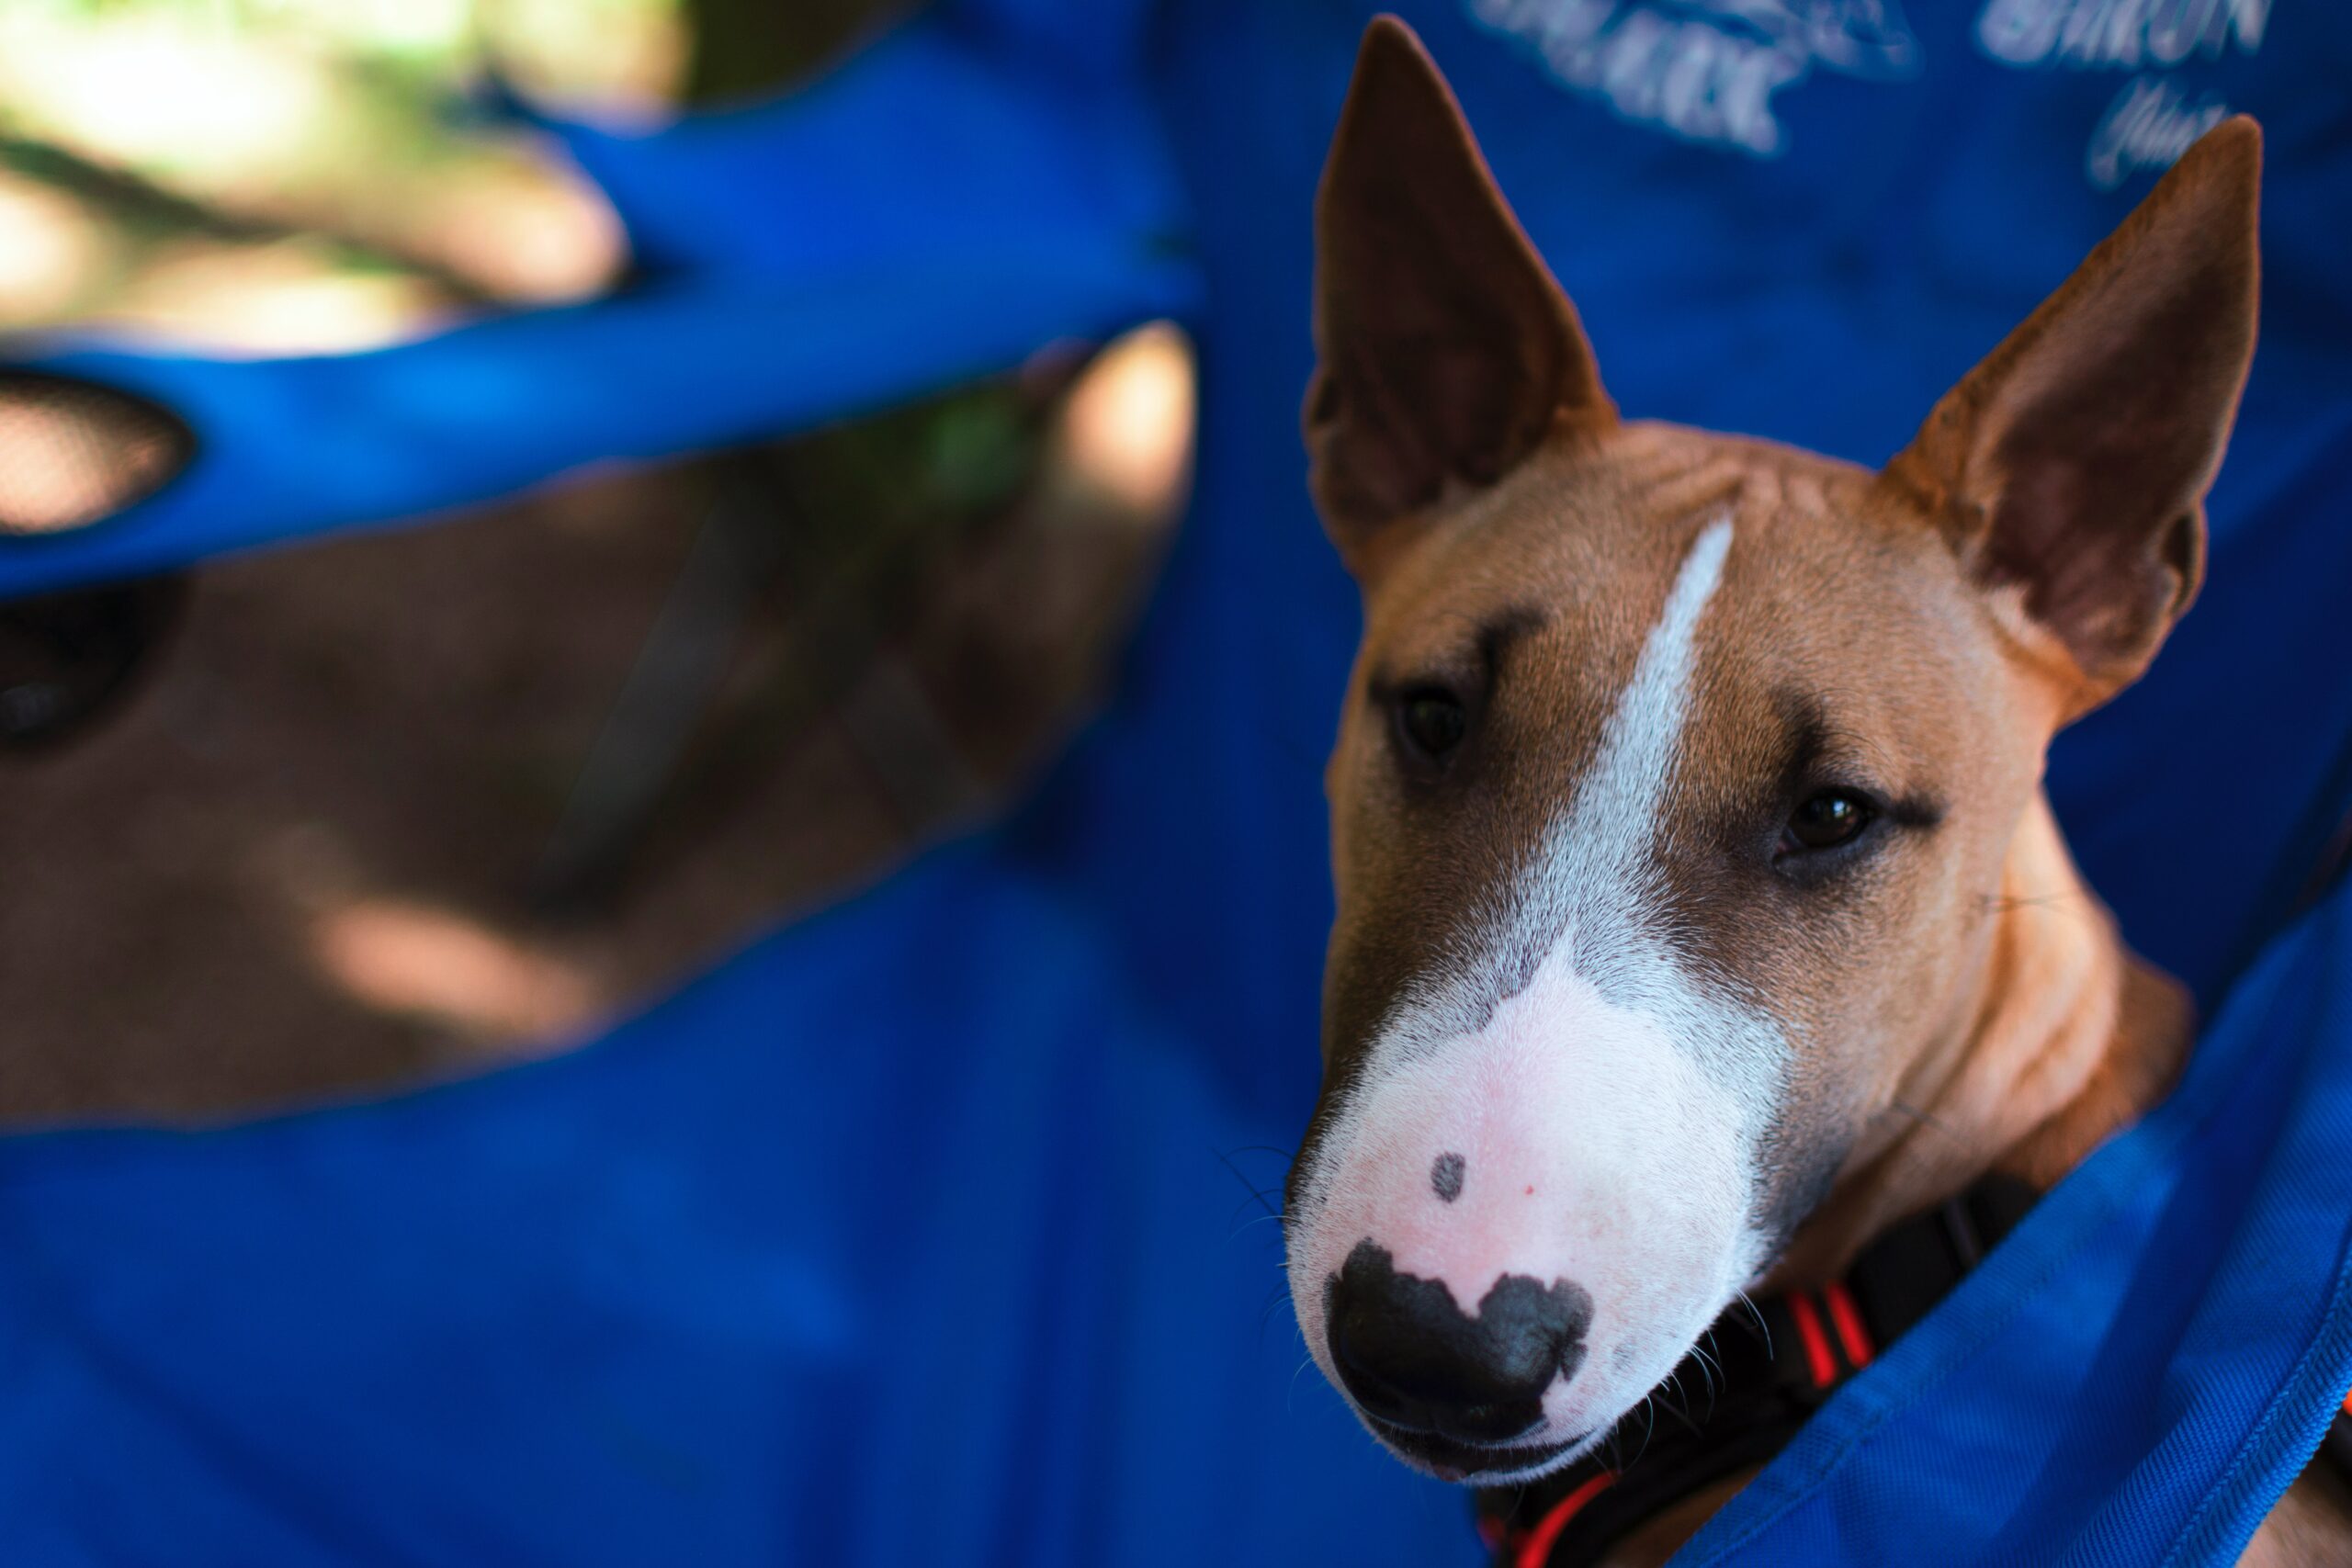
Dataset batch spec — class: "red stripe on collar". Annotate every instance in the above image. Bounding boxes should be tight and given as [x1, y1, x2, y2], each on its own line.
[1786, 1292, 1838, 1389]
[1823, 1280, 1875, 1369]
[1516, 1472, 1618, 1568]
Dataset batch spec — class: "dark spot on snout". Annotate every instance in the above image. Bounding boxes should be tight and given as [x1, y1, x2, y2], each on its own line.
[1324, 1239, 1591, 1446]
[1430, 1151, 1466, 1203]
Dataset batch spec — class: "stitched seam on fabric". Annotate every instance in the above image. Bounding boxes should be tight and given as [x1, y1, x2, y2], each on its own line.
[2156, 1222, 2352, 1568]
[2158, 895, 2352, 1567]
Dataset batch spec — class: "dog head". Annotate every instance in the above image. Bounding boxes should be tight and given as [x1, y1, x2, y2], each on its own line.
[1284, 17, 2258, 1483]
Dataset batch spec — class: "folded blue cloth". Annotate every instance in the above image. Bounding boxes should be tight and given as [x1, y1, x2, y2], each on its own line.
[4, 4, 2347, 1562]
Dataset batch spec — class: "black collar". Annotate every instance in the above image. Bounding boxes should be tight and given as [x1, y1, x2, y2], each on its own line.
[1475, 1177, 2041, 1568]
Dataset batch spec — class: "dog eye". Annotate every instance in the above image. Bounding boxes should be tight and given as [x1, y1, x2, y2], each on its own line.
[1781, 789, 1877, 854]
[1393, 688, 1468, 762]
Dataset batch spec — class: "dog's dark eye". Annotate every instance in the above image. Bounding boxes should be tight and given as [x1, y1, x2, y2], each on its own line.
[1782, 789, 1877, 854]
[1394, 689, 1468, 762]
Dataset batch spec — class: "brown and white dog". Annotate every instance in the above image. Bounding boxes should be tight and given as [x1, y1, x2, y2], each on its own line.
[1282, 17, 2345, 1565]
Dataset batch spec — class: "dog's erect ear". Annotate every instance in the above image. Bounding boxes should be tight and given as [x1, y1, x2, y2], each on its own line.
[1886, 118, 2261, 713]
[1306, 17, 1613, 572]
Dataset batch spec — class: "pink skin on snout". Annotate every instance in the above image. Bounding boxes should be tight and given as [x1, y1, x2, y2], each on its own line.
[1289, 952, 1772, 1479]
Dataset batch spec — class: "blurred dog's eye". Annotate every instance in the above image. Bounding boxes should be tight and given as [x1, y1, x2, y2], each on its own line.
[1782, 789, 1876, 853]
[1394, 689, 1468, 762]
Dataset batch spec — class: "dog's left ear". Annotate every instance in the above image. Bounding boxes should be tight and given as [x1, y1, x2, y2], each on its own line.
[1886, 118, 2261, 715]
[1306, 17, 1614, 577]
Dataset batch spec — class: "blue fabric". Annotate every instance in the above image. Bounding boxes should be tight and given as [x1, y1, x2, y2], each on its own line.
[0, 10, 1197, 599]
[544, 10, 1178, 282]
[3, 3, 2351, 1564]
[1685, 870, 2352, 1567]
[0, 843, 1424, 1566]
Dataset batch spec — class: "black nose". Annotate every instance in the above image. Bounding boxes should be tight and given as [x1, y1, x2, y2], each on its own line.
[1324, 1238, 1591, 1445]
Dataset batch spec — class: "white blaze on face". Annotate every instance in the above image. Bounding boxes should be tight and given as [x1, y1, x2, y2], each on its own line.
[1292, 517, 1789, 1477]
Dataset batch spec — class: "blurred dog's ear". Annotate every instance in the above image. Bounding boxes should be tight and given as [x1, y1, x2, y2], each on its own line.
[1885, 118, 2261, 715]
[1306, 16, 1612, 577]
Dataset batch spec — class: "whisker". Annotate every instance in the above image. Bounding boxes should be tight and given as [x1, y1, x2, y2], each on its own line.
[1227, 1184, 1289, 1235]
[1735, 1290, 1773, 1356]
[1658, 1371, 1700, 1434]
[1623, 1396, 1657, 1470]
[1289, 1354, 1319, 1415]
[1214, 1145, 1283, 1222]
[1888, 1098, 1963, 1142]
[1692, 1334, 1724, 1416]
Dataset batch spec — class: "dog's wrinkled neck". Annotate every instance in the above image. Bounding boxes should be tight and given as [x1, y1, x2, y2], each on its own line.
[1769, 789, 2193, 1285]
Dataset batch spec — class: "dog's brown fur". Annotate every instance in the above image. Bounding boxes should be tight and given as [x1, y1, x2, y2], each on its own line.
[1298, 17, 2342, 1563]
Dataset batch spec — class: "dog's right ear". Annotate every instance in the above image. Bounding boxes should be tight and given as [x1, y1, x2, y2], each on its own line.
[1306, 17, 1613, 577]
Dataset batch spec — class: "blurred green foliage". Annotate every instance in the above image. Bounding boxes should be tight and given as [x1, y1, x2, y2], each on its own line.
[675, 0, 1057, 656]
[0, 0, 1051, 622]
[0, 0, 684, 89]
[684, 0, 899, 103]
